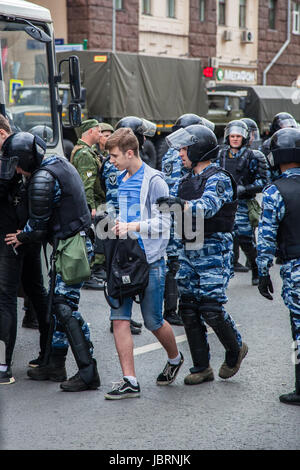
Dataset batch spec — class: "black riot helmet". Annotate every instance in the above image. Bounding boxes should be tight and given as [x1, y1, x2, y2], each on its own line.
[28, 125, 53, 144]
[240, 118, 260, 146]
[269, 112, 297, 136]
[270, 127, 300, 167]
[166, 124, 219, 166]
[172, 113, 215, 133]
[1, 131, 46, 175]
[115, 116, 156, 149]
[224, 119, 248, 147]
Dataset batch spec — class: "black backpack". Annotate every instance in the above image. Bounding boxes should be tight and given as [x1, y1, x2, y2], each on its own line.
[102, 232, 149, 309]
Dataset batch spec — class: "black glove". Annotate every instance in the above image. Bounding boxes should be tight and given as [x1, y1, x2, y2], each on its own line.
[156, 196, 185, 211]
[237, 185, 246, 198]
[258, 275, 274, 300]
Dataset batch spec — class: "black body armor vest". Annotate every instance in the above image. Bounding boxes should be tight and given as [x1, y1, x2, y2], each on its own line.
[178, 166, 237, 237]
[219, 147, 254, 195]
[36, 156, 91, 240]
[274, 175, 300, 261]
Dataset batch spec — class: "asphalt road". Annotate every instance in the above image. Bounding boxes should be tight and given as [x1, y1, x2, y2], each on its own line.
[0, 258, 299, 451]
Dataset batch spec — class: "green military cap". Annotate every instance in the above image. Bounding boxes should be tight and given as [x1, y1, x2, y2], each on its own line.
[78, 119, 99, 137]
[99, 122, 114, 132]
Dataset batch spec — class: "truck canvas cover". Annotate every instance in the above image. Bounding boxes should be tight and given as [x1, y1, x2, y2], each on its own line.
[56, 51, 208, 122]
[208, 84, 300, 126]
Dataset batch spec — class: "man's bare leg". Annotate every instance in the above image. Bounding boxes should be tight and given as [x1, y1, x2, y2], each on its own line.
[152, 321, 179, 359]
[112, 319, 136, 377]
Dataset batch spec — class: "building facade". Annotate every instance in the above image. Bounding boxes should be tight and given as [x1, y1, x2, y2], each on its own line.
[30, 0, 300, 87]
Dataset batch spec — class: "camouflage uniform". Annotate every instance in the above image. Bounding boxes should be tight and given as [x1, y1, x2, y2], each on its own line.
[257, 168, 300, 366]
[171, 163, 243, 373]
[71, 139, 105, 267]
[100, 156, 121, 216]
[218, 146, 268, 282]
[161, 148, 188, 323]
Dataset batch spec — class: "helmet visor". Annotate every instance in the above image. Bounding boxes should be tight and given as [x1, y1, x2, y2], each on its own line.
[166, 127, 199, 150]
[0, 155, 19, 180]
[279, 118, 297, 129]
[200, 117, 215, 132]
[224, 124, 248, 140]
[139, 118, 157, 137]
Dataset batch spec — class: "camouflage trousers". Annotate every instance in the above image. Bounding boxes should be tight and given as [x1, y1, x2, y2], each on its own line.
[280, 260, 300, 362]
[52, 238, 93, 352]
[176, 246, 242, 348]
[234, 200, 255, 241]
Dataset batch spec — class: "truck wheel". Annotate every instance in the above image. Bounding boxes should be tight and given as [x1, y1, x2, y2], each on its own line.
[155, 137, 168, 170]
[142, 139, 157, 169]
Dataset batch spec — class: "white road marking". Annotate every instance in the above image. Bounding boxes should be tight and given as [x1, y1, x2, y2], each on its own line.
[133, 324, 241, 356]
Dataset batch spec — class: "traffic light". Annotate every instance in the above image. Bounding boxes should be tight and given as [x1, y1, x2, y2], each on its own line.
[203, 67, 214, 79]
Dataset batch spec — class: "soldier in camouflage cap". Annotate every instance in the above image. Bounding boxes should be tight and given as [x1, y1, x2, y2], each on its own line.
[70, 119, 106, 290]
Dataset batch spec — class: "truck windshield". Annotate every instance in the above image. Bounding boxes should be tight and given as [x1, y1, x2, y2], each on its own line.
[0, 20, 55, 143]
[208, 95, 240, 111]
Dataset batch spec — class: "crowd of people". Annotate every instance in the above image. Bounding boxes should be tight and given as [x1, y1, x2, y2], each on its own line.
[0, 108, 299, 406]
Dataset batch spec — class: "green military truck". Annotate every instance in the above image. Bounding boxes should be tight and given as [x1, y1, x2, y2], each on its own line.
[207, 84, 300, 139]
[206, 89, 244, 141]
[56, 50, 208, 169]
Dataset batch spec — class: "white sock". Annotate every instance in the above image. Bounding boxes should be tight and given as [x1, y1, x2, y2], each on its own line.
[124, 376, 138, 387]
[0, 364, 8, 372]
[168, 353, 181, 365]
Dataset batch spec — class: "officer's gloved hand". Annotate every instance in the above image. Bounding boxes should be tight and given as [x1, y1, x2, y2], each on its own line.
[258, 275, 274, 300]
[237, 185, 247, 198]
[156, 196, 185, 211]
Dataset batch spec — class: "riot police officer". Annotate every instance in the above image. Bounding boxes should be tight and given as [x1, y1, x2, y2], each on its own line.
[157, 124, 248, 385]
[260, 112, 297, 182]
[218, 120, 269, 285]
[257, 127, 300, 406]
[4, 132, 100, 392]
[161, 114, 215, 326]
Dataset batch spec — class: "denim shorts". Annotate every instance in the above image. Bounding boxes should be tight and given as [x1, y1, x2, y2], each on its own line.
[109, 257, 166, 331]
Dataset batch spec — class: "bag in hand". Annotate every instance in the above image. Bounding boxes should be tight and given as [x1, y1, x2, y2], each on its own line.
[103, 235, 149, 309]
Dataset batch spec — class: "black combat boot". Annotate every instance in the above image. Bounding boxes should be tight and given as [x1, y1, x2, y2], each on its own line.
[233, 237, 249, 272]
[60, 359, 100, 392]
[27, 348, 67, 382]
[279, 364, 300, 406]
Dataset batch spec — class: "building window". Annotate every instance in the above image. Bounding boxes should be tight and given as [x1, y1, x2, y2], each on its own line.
[239, 0, 246, 28]
[115, 0, 123, 9]
[268, 0, 277, 30]
[199, 0, 205, 22]
[142, 0, 151, 15]
[167, 0, 176, 18]
[293, 2, 300, 34]
[218, 0, 226, 26]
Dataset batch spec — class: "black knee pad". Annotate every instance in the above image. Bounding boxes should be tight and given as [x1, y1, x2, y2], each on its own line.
[198, 300, 224, 329]
[53, 302, 73, 326]
[179, 296, 200, 328]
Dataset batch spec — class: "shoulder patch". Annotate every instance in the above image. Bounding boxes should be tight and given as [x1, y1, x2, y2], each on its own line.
[216, 180, 226, 196]
[164, 162, 173, 177]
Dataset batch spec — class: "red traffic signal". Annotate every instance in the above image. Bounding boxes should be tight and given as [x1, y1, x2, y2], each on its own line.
[203, 67, 214, 78]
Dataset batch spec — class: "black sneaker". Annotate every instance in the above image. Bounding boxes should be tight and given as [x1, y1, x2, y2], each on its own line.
[156, 352, 184, 386]
[0, 367, 15, 385]
[82, 276, 105, 290]
[104, 377, 140, 400]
